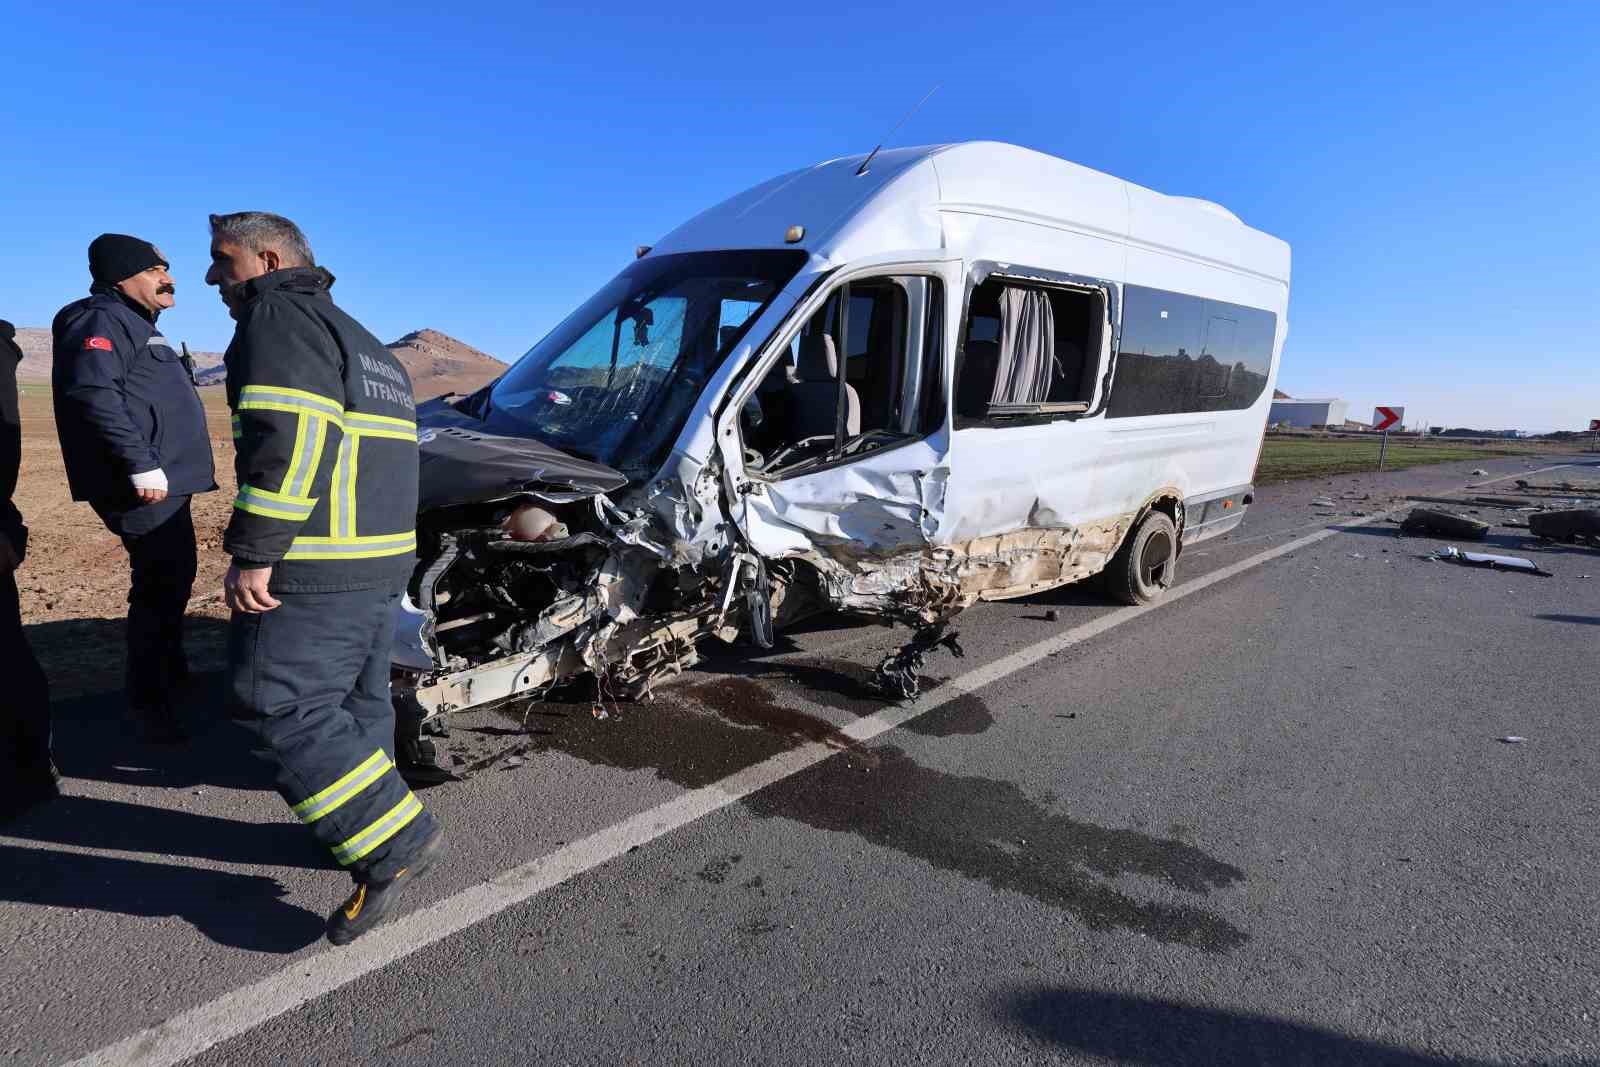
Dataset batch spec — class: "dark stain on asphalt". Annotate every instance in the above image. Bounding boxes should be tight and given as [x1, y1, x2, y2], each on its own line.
[497, 677, 1237, 950]
[904, 688, 996, 736]
[497, 693, 793, 789]
[743, 745, 1249, 953]
[380, 1028, 436, 1055]
[697, 854, 743, 884]
[682, 677, 861, 751]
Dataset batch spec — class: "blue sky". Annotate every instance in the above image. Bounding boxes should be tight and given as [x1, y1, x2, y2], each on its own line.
[2, 2, 1595, 431]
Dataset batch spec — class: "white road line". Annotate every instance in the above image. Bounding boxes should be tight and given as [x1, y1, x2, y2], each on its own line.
[64, 462, 1575, 1067]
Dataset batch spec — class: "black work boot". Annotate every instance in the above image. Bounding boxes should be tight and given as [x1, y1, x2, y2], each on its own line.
[129, 700, 188, 745]
[326, 825, 447, 946]
[1, 761, 61, 825]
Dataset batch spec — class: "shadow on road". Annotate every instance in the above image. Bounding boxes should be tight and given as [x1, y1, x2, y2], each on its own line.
[0, 844, 324, 953]
[1534, 613, 1600, 626]
[1, 794, 333, 870]
[1004, 987, 1535, 1066]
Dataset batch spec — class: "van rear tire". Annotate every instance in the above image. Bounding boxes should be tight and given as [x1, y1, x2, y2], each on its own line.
[1105, 512, 1178, 606]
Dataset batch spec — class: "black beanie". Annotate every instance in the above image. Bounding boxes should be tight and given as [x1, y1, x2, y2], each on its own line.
[88, 233, 168, 286]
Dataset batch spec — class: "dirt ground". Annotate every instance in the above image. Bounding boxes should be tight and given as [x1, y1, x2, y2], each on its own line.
[12, 386, 236, 700]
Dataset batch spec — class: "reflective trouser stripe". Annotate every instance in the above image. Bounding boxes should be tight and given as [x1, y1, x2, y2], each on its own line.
[331, 792, 424, 866]
[230, 415, 241, 440]
[290, 749, 393, 824]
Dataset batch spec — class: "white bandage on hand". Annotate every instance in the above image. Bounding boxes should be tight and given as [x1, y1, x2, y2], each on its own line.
[130, 468, 169, 491]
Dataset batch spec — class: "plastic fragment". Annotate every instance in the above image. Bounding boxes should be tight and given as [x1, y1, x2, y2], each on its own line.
[1498, 736, 1525, 744]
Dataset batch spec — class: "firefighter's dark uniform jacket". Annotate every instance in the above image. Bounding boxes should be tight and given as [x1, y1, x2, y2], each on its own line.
[51, 287, 215, 503]
[223, 268, 418, 592]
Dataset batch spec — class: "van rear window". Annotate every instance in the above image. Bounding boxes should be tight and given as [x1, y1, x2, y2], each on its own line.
[1107, 286, 1276, 418]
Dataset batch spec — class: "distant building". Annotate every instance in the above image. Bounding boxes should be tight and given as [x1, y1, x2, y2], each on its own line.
[1268, 397, 1348, 429]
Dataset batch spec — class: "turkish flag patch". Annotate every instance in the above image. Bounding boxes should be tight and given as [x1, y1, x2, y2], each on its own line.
[83, 336, 113, 351]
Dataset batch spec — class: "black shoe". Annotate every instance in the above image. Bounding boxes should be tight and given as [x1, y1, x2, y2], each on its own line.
[1, 765, 61, 824]
[326, 825, 447, 946]
[130, 701, 188, 745]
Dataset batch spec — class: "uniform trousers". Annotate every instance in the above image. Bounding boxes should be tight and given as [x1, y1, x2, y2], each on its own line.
[228, 585, 435, 882]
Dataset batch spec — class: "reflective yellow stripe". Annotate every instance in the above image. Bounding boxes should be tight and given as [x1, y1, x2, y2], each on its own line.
[230, 415, 241, 440]
[234, 481, 317, 521]
[283, 532, 417, 560]
[279, 413, 309, 495]
[299, 416, 330, 499]
[331, 792, 424, 865]
[345, 411, 417, 432]
[290, 750, 392, 824]
[238, 384, 345, 422]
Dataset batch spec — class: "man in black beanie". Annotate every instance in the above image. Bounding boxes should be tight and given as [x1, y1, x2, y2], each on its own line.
[52, 234, 216, 743]
[0, 319, 56, 821]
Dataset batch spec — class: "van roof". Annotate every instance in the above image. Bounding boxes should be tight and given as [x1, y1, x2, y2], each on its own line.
[648, 141, 1290, 285]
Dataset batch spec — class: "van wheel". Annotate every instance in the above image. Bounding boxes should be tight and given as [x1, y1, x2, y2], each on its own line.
[1105, 512, 1178, 606]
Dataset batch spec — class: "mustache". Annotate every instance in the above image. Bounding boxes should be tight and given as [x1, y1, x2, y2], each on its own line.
[156, 284, 176, 294]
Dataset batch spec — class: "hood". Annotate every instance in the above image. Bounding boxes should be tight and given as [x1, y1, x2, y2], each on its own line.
[417, 395, 627, 511]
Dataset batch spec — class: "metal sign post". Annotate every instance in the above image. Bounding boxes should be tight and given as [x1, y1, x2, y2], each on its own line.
[1373, 406, 1404, 470]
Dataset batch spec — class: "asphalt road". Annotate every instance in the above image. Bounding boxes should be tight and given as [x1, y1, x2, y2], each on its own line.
[5, 454, 1600, 1066]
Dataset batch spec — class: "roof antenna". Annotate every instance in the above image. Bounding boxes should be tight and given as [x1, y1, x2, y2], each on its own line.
[856, 84, 940, 176]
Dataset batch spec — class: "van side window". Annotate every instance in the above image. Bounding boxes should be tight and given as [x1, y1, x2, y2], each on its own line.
[743, 275, 944, 477]
[1107, 286, 1276, 417]
[955, 278, 1108, 424]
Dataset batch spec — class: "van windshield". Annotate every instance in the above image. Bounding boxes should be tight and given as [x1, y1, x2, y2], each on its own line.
[486, 250, 807, 474]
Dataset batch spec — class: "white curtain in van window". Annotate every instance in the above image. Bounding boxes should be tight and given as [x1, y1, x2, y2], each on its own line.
[991, 287, 1055, 405]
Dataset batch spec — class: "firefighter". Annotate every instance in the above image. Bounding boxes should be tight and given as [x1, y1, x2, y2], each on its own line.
[1, 319, 56, 822]
[51, 235, 216, 743]
[206, 211, 444, 944]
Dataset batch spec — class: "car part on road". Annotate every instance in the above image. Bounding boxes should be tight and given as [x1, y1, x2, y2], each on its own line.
[875, 625, 966, 701]
[1434, 546, 1550, 576]
[1528, 509, 1600, 545]
[1104, 511, 1179, 606]
[1400, 508, 1490, 540]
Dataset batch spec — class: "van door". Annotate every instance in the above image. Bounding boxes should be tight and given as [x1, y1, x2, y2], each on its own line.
[714, 262, 959, 569]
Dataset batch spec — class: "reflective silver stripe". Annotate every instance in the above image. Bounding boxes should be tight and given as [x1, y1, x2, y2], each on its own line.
[147, 336, 170, 347]
[285, 534, 416, 557]
[236, 485, 314, 518]
[238, 388, 345, 421]
[344, 412, 416, 433]
[332, 436, 356, 539]
[287, 415, 323, 499]
[331, 792, 424, 865]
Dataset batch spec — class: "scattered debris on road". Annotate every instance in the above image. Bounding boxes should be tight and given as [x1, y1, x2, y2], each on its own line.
[875, 625, 965, 700]
[1045, 609, 1061, 622]
[1402, 508, 1490, 540]
[1528, 509, 1600, 546]
[1432, 546, 1550, 576]
[1499, 736, 1526, 744]
[1311, 497, 1336, 508]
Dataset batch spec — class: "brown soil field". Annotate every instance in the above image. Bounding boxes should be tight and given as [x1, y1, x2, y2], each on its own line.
[13, 386, 235, 699]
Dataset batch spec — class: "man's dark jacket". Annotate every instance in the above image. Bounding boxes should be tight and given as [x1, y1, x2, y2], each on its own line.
[224, 268, 418, 593]
[0, 322, 27, 553]
[51, 287, 215, 503]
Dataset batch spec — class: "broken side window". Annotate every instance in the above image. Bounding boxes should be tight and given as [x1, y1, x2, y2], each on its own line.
[955, 277, 1109, 425]
[744, 274, 944, 477]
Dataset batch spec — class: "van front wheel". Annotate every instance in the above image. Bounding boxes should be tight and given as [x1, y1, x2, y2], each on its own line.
[1105, 512, 1178, 606]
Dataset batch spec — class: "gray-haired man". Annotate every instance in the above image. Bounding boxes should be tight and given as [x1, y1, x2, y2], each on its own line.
[207, 212, 444, 943]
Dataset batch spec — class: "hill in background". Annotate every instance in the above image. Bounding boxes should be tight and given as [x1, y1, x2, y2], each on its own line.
[12, 325, 504, 401]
